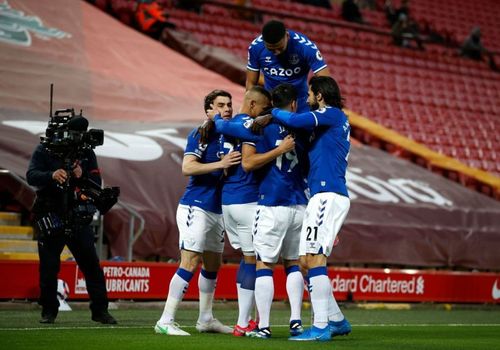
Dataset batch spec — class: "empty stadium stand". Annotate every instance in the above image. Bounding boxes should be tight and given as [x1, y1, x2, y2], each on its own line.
[148, 0, 499, 183]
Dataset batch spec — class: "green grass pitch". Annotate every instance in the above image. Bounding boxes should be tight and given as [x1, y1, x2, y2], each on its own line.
[0, 304, 499, 350]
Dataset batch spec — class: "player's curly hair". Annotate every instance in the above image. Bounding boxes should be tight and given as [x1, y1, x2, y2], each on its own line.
[309, 76, 345, 109]
[204, 89, 232, 113]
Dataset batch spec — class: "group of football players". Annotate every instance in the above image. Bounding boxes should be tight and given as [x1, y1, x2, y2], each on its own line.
[154, 20, 352, 342]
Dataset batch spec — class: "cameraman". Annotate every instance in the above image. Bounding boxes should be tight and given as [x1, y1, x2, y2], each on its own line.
[26, 116, 116, 325]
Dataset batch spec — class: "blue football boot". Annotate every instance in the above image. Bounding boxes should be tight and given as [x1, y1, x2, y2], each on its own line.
[329, 318, 352, 337]
[288, 325, 331, 342]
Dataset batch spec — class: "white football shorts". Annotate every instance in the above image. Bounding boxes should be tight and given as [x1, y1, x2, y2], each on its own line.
[299, 192, 350, 257]
[222, 203, 257, 256]
[176, 204, 225, 254]
[252, 205, 305, 263]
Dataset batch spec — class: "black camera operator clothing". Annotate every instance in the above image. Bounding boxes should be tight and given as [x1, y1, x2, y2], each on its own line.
[37, 225, 108, 318]
[27, 144, 101, 215]
[27, 144, 112, 322]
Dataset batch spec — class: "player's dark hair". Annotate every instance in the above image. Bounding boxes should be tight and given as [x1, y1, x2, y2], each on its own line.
[271, 83, 298, 108]
[249, 85, 272, 102]
[309, 76, 344, 109]
[262, 20, 286, 44]
[204, 89, 232, 112]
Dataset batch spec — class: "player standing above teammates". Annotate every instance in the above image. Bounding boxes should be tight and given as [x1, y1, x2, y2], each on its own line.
[211, 86, 271, 336]
[242, 84, 308, 339]
[264, 76, 352, 342]
[246, 19, 330, 113]
[155, 90, 239, 336]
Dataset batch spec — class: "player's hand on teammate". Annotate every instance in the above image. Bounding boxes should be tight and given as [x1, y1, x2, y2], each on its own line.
[205, 103, 220, 119]
[196, 118, 215, 145]
[278, 134, 295, 153]
[251, 114, 272, 134]
[220, 151, 242, 169]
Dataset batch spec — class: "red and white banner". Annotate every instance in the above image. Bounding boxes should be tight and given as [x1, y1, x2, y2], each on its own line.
[1, 261, 499, 303]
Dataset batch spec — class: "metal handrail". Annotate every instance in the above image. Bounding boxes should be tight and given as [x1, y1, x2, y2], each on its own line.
[115, 200, 145, 262]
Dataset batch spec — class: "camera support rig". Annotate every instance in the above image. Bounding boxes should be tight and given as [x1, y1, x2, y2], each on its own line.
[39, 84, 119, 235]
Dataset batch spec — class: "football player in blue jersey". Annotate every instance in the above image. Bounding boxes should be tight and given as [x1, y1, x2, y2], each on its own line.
[155, 90, 240, 336]
[246, 20, 330, 113]
[211, 86, 271, 336]
[242, 84, 307, 339]
[266, 77, 352, 342]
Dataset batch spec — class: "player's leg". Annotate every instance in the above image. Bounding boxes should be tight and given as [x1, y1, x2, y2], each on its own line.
[155, 249, 200, 336]
[281, 204, 306, 336]
[237, 204, 258, 330]
[321, 194, 351, 337]
[291, 193, 350, 342]
[223, 204, 258, 334]
[196, 213, 232, 333]
[155, 205, 206, 336]
[283, 260, 304, 335]
[232, 253, 258, 335]
[198, 251, 220, 325]
[250, 206, 287, 339]
[252, 260, 274, 339]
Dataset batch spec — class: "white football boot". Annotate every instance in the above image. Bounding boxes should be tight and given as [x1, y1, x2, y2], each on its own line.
[154, 321, 190, 336]
[195, 318, 232, 333]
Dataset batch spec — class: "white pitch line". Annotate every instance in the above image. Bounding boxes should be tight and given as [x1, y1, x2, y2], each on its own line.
[1, 324, 499, 331]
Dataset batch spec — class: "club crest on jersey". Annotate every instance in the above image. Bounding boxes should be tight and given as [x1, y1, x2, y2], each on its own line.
[288, 54, 300, 65]
[265, 56, 272, 63]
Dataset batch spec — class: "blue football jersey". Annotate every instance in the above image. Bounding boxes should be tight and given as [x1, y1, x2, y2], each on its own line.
[179, 128, 223, 213]
[215, 113, 260, 205]
[249, 121, 308, 206]
[247, 30, 327, 113]
[271, 106, 350, 197]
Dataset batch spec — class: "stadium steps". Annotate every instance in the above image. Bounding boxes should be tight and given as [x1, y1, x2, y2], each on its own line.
[0, 224, 33, 240]
[0, 212, 21, 226]
[0, 239, 38, 252]
[0, 251, 73, 261]
[0, 213, 73, 261]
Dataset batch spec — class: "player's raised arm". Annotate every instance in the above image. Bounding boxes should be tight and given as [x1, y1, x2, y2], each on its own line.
[246, 70, 260, 91]
[213, 114, 261, 142]
[246, 33, 261, 90]
[314, 67, 331, 77]
[271, 109, 317, 129]
[272, 107, 344, 129]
